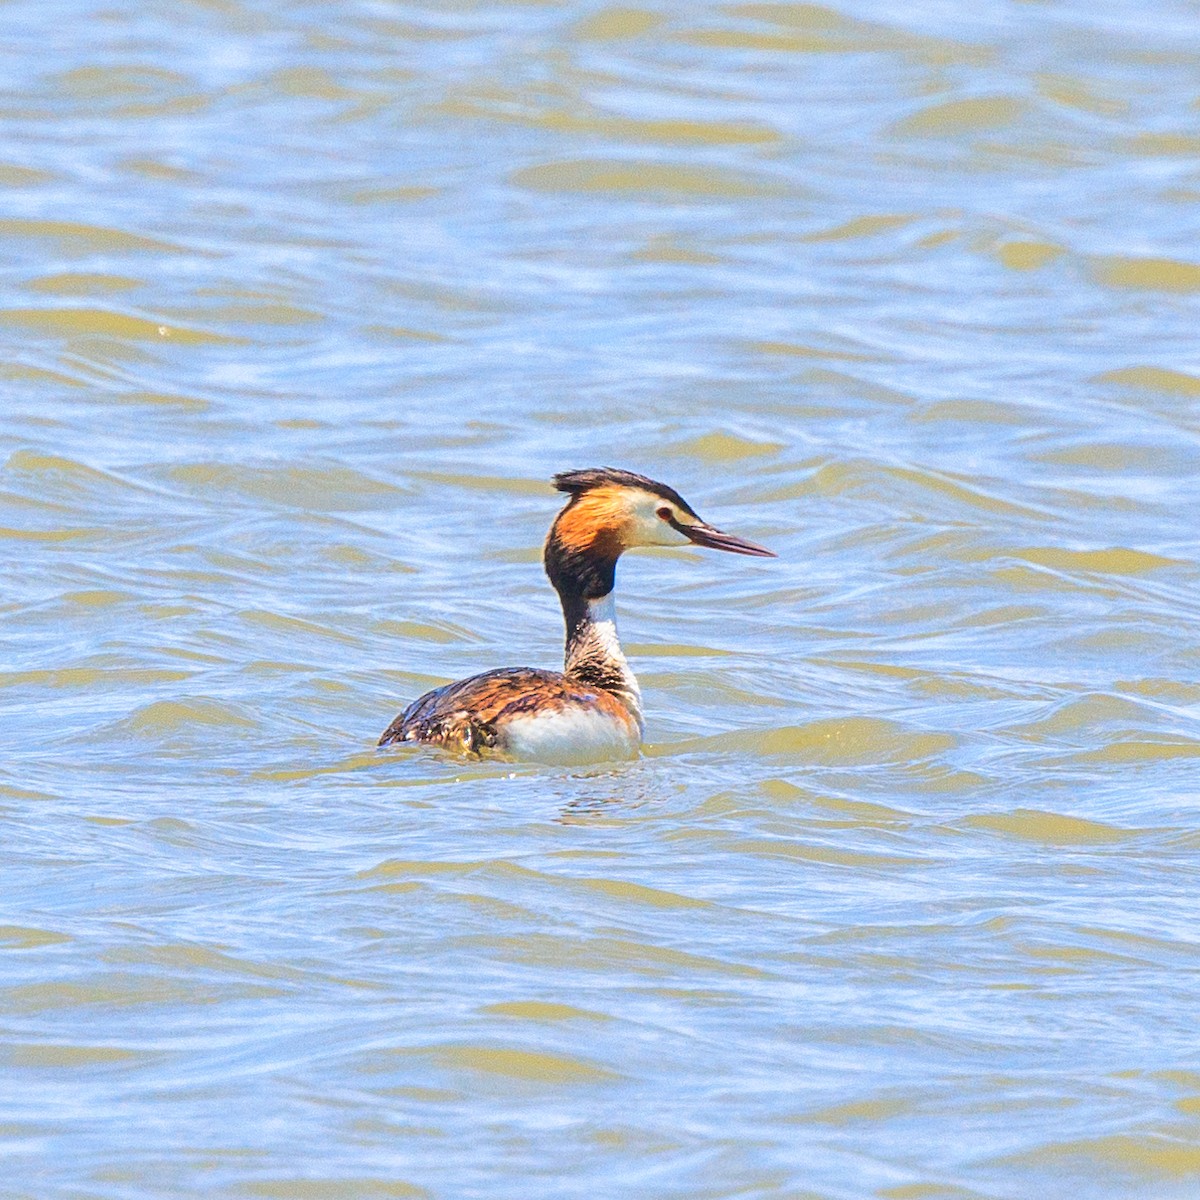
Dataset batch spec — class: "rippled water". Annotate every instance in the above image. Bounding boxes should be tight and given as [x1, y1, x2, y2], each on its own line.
[4, 1, 1200, 1197]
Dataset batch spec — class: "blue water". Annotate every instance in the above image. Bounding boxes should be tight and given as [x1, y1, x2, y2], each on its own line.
[3, 2, 1200, 1197]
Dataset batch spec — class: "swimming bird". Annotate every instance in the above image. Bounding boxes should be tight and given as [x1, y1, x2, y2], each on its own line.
[378, 467, 775, 764]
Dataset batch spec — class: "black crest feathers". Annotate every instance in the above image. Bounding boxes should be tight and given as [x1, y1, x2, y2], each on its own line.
[551, 467, 695, 516]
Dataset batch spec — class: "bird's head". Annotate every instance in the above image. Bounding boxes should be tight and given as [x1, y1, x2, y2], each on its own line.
[545, 467, 774, 600]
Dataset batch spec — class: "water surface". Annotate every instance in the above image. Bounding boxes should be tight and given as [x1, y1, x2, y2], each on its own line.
[3, 1, 1200, 1197]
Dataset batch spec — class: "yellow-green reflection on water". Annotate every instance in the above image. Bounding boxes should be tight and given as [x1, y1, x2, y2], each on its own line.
[2, 1, 1199, 1198]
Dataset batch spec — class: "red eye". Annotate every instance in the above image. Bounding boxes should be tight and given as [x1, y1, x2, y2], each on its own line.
[657, 506, 672, 520]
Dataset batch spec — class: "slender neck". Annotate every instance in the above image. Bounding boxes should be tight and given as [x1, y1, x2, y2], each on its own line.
[544, 532, 642, 727]
[562, 591, 642, 727]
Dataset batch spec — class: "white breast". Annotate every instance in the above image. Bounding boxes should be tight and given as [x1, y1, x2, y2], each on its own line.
[500, 705, 640, 765]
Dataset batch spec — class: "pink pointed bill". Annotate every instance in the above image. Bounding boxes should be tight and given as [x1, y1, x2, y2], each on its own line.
[683, 523, 776, 557]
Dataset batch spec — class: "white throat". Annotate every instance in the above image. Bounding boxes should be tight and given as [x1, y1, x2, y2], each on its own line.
[565, 592, 643, 732]
[584, 592, 626, 664]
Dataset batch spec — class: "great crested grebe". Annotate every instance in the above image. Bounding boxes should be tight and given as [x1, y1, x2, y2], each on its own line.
[378, 467, 775, 764]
